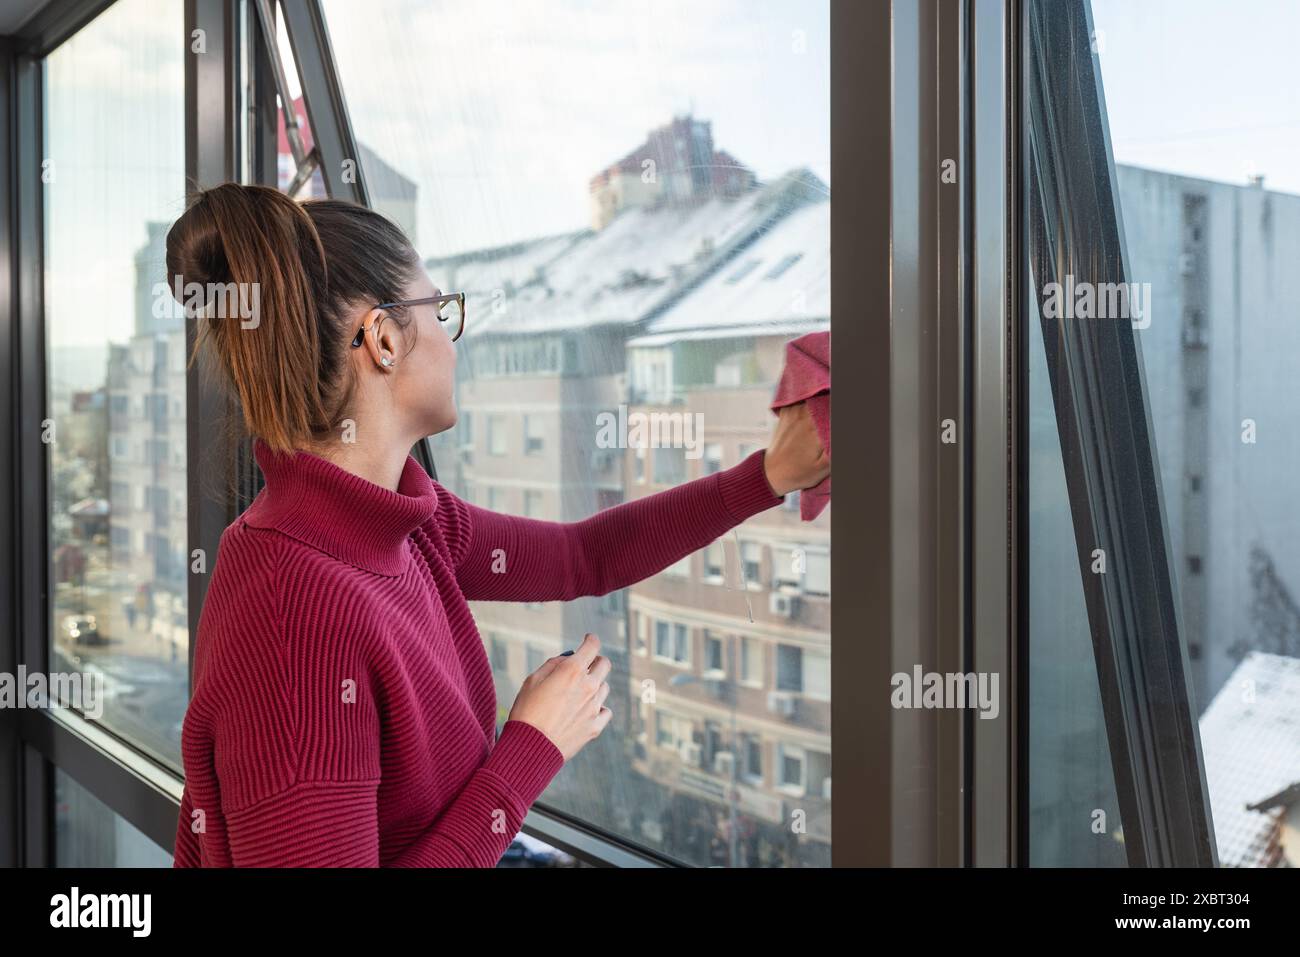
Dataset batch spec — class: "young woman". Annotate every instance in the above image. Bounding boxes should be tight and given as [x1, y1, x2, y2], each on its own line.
[167, 183, 829, 867]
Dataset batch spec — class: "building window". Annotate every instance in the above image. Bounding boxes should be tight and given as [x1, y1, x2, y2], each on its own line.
[740, 636, 764, 686]
[804, 649, 830, 701]
[743, 735, 764, 783]
[488, 415, 508, 456]
[776, 744, 807, 794]
[703, 443, 722, 475]
[524, 415, 544, 455]
[772, 545, 801, 590]
[703, 631, 725, 676]
[524, 489, 544, 518]
[740, 541, 763, 585]
[654, 621, 690, 665]
[805, 550, 830, 597]
[704, 542, 725, 582]
[775, 644, 803, 693]
[489, 633, 508, 671]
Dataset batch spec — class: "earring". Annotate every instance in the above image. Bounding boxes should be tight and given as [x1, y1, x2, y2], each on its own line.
[382, 357, 393, 367]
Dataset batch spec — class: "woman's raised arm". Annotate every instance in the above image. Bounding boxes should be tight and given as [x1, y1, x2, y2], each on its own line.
[446, 449, 784, 603]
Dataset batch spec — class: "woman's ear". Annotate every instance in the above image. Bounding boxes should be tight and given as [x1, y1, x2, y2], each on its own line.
[359, 306, 399, 370]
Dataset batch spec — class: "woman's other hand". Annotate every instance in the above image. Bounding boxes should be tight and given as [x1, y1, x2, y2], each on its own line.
[506, 633, 612, 762]
[763, 402, 830, 497]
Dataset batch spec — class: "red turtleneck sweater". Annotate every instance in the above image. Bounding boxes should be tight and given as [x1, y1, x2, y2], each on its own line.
[172, 437, 784, 867]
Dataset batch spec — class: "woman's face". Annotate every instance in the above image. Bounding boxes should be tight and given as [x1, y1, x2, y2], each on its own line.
[375, 268, 459, 440]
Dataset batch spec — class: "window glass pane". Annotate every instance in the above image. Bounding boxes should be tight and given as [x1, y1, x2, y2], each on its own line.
[323, 0, 831, 867]
[54, 768, 172, 867]
[1029, 0, 1300, 867]
[1027, 292, 1126, 866]
[44, 0, 188, 770]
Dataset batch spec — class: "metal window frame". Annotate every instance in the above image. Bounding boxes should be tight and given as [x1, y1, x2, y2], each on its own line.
[1019, 0, 1217, 867]
[969, 0, 1020, 868]
[0, 0, 250, 865]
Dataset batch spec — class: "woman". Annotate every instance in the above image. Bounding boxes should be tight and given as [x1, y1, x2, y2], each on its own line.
[167, 183, 829, 867]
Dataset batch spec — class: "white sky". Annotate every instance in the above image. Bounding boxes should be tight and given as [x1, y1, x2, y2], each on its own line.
[319, 0, 832, 257]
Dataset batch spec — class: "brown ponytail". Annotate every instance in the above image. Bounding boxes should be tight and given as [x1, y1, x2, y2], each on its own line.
[164, 183, 421, 456]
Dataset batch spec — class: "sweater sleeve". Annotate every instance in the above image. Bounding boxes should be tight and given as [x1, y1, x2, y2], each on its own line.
[222, 719, 563, 868]
[446, 449, 784, 602]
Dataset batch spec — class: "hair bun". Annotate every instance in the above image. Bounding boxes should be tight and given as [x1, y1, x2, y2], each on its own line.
[164, 185, 243, 315]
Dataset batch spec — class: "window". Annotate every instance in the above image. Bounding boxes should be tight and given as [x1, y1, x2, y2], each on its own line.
[704, 542, 726, 582]
[740, 637, 764, 686]
[775, 644, 803, 693]
[804, 649, 830, 701]
[524, 415, 544, 455]
[743, 735, 764, 783]
[656, 711, 694, 752]
[740, 541, 763, 586]
[487, 415, 508, 456]
[776, 744, 806, 793]
[772, 545, 801, 590]
[489, 634, 509, 671]
[805, 550, 830, 597]
[703, 443, 722, 475]
[524, 489, 544, 519]
[653, 620, 690, 665]
[725, 258, 762, 284]
[44, 0, 187, 770]
[703, 631, 725, 676]
[765, 252, 803, 280]
[324, 0, 831, 867]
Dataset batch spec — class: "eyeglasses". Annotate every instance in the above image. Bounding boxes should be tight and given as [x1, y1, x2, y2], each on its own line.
[350, 291, 466, 349]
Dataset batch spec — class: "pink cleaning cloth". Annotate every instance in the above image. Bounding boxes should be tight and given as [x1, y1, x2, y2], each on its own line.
[770, 331, 830, 521]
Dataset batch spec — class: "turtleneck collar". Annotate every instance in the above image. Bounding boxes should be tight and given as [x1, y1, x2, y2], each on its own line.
[243, 437, 439, 576]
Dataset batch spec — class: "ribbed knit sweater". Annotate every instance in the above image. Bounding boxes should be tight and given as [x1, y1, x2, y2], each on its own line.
[172, 436, 783, 867]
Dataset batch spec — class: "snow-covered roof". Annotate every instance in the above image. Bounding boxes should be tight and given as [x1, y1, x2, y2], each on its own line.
[1198, 651, 1300, 866]
[424, 171, 828, 338]
[637, 198, 829, 342]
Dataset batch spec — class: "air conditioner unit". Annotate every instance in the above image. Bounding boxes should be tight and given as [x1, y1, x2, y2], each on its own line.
[713, 751, 736, 777]
[767, 691, 798, 718]
[679, 742, 704, 767]
[769, 592, 801, 618]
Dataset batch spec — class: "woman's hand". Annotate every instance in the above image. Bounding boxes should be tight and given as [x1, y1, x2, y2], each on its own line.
[506, 633, 612, 762]
[763, 402, 830, 497]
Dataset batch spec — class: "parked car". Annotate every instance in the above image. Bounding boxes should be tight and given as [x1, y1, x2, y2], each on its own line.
[61, 614, 105, 646]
